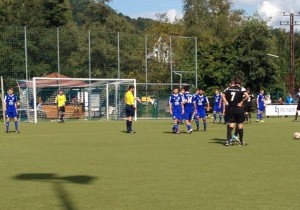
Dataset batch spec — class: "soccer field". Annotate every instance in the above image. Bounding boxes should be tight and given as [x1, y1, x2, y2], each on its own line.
[1, 118, 300, 210]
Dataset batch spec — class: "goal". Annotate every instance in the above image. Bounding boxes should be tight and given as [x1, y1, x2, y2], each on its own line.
[17, 77, 136, 123]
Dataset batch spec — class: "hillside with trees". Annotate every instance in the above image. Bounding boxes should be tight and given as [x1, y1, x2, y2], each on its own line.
[0, 0, 299, 94]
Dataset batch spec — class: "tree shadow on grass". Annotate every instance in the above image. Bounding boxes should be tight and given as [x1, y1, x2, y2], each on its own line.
[210, 138, 227, 145]
[14, 173, 97, 210]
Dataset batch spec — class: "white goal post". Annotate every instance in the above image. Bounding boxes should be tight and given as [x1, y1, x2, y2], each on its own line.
[19, 77, 137, 123]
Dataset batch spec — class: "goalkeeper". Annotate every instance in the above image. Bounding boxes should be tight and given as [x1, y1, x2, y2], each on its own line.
[55, 90, 66, 123]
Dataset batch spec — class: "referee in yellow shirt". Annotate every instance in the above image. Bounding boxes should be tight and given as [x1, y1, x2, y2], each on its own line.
[125, 85, 140, 133]
[55, 90, 66, 123]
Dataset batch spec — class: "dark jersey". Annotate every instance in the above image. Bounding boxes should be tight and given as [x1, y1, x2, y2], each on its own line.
[224, 85, 246, 108]
[244, 92, 254, 107]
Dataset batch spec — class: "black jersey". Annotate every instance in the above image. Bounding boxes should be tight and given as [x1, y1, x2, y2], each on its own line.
[244, 91, 254, 106]
[224, 85, 246, 108]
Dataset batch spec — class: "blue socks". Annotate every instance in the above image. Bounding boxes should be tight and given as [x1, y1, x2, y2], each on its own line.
[15, 121, 19, 131]
[195, 120, 199, 130]
[173, 124, 179, 133]
[257, 113, 262, 120]
[6, 121, 19, 131]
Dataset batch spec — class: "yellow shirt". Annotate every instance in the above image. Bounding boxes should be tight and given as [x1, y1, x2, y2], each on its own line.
[125, 91, 134, 105]
[56, 94, 66, 107]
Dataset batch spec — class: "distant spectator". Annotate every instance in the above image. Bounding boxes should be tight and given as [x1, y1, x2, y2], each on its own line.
[37, 101, 43, 110]
[285, 93, 294, 104]
[277, 97, 284, 105]
[264, 95, 272, 105]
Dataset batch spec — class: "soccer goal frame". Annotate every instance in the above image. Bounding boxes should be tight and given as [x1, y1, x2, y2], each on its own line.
[31, 77, 137, 123]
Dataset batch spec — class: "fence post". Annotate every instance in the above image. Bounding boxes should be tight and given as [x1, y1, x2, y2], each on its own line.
[57, 27, 60, 76]
[1, 77, 5, 125]
[88, 30, 91, 119]
[24, 26, 28, 80]
[145, 34, 148, 94]
[195, 37, 198, 88]
[169, 36, 173, 90]
[117, 32, 120, 79]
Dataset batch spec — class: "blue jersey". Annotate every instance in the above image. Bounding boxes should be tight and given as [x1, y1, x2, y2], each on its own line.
[213, 94, 221, 111]
[183, 92, 195, 112]
[5, 94, 17, 112]
[194, 94, 209, 111]
[169, 94, 183, 111]
[257, 94, 265, 107]
[213, 94, 221, 106]
[169, 94, 183, 120]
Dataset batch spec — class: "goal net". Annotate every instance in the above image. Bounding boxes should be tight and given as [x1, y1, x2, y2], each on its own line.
[17, 77, 136, 123]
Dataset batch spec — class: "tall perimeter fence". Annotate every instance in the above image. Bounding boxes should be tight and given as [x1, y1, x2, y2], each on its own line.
[0, 26, 198, 121]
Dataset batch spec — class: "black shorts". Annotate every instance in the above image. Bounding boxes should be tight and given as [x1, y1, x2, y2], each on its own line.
[244, 105, 252, 113]
[297, 103, 300, 111]
[59, 106, 65, 112]
[228, 107, 245, 124]
[125, 105, 135, 117]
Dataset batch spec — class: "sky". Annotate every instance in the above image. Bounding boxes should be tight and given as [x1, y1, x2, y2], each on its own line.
[108, 0, 300, 28]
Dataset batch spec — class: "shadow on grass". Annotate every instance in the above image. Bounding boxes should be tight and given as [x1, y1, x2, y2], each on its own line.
[163, 131, 175, 134]
[210, 138, 227, 145]
[14, 173, 97, 210]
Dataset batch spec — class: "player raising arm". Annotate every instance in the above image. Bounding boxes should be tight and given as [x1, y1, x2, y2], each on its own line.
[4, 88, 19, 133]
[222, 77, 249, 146]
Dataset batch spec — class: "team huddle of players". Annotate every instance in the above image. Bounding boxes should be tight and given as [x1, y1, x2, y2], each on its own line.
[169, 77, 256, 146]
[169, 86, 210, 134]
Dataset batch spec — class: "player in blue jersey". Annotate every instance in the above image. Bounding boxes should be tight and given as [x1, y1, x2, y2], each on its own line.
[256, 89, 265, 122]
[169, 87, 184, 134]
[4, 88, 19, 133]
[213, 89, 223, 123]
[179, 87, 185, 124]
[193, 89, 210, 131]
[182, 86, 194, 134]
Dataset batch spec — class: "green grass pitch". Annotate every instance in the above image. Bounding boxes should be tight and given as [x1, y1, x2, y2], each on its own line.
[1, 117, 300, 210]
